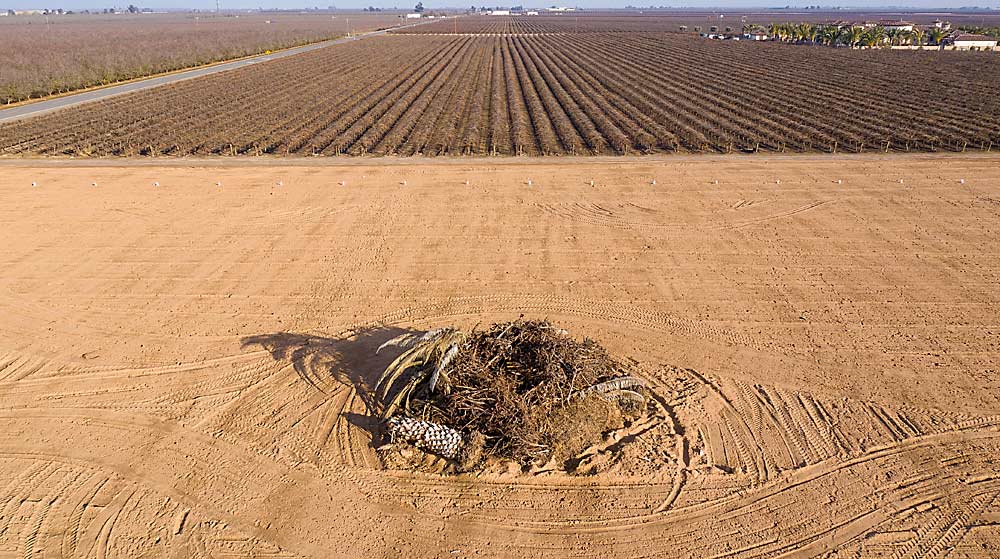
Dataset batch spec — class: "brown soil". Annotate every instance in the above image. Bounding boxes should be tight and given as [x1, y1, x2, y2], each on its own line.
[4, 32, 999, 157]
[0, 154, 998, 557]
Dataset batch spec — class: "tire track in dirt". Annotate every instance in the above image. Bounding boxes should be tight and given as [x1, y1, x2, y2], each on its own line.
[2, 355, 999, 557]
[0, 410, 366, 557]
[0, 455, 302, 559]
[0, 350, 285, 424]
[3, 323, 997, 558]
[355, 293, 763, 350]
[396, 432, 1000, 559]
[535, 199, 833, 231]
[219, 314, 1000, 551]
[267, 330, 1000, 555]
[2, 158, 998, 556]
[0, 353, 47, 383]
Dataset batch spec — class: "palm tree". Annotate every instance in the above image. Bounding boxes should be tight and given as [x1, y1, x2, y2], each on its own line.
[742, 23, 758, 36]
[928, 28, 947, 45]
[798, 23, 818, 43]
[911, 26, 925, 46]
[769, 23, 794, 42]
[862, 26, 886, 48]
[789, 23, 804, 42]
[887, 28, 904, 46]
[783, 23, 796, 41]
[842, 25, 864, 48]
[819, 25, 840, 46]
[768, 23, 782, 41]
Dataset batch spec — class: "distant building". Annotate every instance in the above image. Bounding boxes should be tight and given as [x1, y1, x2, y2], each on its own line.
[405, 12, 422, 18]
[880, 21, 914, 32]
[824, 20, 851, 29]
[489, 9, 510, 15]
[952, 34, 998, 50]
[545, 6, 574, 12]
[744, 31, 769, 41]
[525, 10, 539, 15]
[932, 20, 951, 30]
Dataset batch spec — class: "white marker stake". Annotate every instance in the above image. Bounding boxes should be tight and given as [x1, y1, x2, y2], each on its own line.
[651, 179, 657, 186]
[959, 179, 966, 184]
[31, 182, 37, 187]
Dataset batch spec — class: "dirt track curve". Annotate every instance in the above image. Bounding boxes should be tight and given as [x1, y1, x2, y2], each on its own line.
[0, 155, 998, 558]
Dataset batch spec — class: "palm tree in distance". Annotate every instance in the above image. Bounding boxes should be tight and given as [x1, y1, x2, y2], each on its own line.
[745, 21, 962, 49]
[842, 26, 864, 49]
[778, 23, 794, 41]
[886, 28, 904, 46]
[798, 23, 819, 43]
[928, 28, 947, 45]
[862, 26, 886, 48]
[819, 25, 840, 46]
[768, 23, 782, 40]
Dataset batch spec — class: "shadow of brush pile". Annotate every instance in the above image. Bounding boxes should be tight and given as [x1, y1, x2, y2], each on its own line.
[241, 326, 420, 411]
[374, 319, 649, 473]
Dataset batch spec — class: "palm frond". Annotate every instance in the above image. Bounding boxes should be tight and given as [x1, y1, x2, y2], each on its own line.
[376, 327, 449, 354]
[428, 343, 460, 393]
[374, 329, 466, 418]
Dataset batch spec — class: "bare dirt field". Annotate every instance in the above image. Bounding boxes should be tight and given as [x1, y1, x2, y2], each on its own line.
[1, 155, 998, 557]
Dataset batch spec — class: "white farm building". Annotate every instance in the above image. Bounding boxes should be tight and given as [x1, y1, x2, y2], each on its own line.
[952, 34, 998, 50]
[880, 21, 914, 32]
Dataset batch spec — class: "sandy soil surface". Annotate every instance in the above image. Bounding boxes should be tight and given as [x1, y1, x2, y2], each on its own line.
[1, 155, 998, 557]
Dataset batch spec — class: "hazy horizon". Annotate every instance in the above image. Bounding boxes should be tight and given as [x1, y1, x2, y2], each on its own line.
[4, 2, 999, 11]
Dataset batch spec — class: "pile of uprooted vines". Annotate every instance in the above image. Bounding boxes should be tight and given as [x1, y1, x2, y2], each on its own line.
[374, 319, 646, 467]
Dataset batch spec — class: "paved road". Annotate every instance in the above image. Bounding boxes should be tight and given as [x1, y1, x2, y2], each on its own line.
[0, 21, 427, 125]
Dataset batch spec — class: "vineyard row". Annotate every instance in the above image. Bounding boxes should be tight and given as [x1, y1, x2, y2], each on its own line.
[2, 33, 999, 157]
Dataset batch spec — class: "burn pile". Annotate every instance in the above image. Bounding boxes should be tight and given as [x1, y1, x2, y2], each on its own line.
[373, 320, 646, 470]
